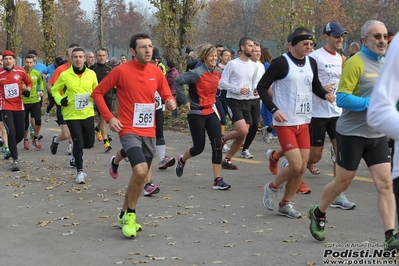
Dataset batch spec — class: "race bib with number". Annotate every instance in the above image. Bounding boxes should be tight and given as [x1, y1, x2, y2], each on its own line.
[133, 103, 155, 128]
[329, 76, 340, 94]
[295, 93, 312, 116]
[4, 83, 19, 99]
[75, 93, 90, 110]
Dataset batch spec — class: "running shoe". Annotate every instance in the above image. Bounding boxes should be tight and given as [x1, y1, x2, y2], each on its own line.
[109, 156, 118, 179]
[308, 205, 327, 241]
[104, 140, 112, 152]
[11, 160, 20, 171]
[69, 157, 76, 168]
[175, 155, 185, 177]
[263, 182, 278, 211]
[32, 138, 42, 149]
[278, 157, 289, 173]
[122, 212, 142, 237]
[44, 113, 49, 123]
[328, 143, 335, 164]
[143, 183, 160, 196]
[240, 149, 253, 159]
[297, 181, 311, 194]
[29, 126, 34, 139]
[212, 177, 231, 190]
[262, 127, 270, 143]
[66, 142, 72, 155]
[265, 149, 279, 175]
[330, 193, 355, 210]
[23, 139, 29, 150]
[95, 129, 103, 142]
[307, 164, 320, 175]
[50, 134, 59, 155]
[278, 202, 302, 218]
[3, 148, 11, 159]
[76, 171, 87, 184]
[222, 144, 230, 153]
[222, 158, 238, 170]
[158, 155, 176, 170]
[117, 213, 143, 231]
[384, 232, 399, 251]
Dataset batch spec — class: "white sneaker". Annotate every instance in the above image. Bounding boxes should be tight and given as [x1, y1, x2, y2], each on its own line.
[44, 113, 49, 123]
[262, 127, 271, 143]
[66, 142, 72, 155]
[240, 149, 253, 159]
[76, 171, 87, 184]
[278, 158, 289, 173]
[222, 144, 230, 153]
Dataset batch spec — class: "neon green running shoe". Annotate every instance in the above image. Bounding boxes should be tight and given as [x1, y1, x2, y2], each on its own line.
[308, 205, 326, 241]
[384, 231, 399, 251]
[120, 212, 142, 237]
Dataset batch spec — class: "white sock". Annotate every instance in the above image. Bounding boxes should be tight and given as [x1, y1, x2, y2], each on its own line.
[156, 145, 166, 161]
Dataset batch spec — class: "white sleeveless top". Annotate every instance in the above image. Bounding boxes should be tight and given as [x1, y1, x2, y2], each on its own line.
[272, 53, 314, 126]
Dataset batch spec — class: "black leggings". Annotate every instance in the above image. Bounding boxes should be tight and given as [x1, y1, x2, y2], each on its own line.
[155, 108, 165, 146]
[24, 103, 42, 130]
[46, 93, 56, 114]
[243, 98, 260, 151]
[2, 110, 24, 160]
[66, 117, 95, 172]
[187, 113, 222, 164]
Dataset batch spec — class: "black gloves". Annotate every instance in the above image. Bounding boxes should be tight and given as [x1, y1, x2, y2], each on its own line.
[60, 97, 68, 107]
[22, 90, 30, 97]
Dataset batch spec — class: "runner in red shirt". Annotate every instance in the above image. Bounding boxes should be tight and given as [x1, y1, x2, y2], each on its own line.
[92, 33, 176, 238]
[0, 50, 33, 171]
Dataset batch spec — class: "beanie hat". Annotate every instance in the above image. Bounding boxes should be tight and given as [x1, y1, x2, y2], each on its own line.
[3, 50, 15, 58]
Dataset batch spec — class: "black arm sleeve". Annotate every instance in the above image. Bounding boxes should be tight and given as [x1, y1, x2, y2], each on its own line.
[256, 56, 289, 113]
[309, 57, 328, 100]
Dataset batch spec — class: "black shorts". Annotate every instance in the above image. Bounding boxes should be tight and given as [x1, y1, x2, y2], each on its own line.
[226, 98, 252, 124]
[56, 104, 66, 125]
[309, 117, 338, 147]
[336, 132, 390, 171]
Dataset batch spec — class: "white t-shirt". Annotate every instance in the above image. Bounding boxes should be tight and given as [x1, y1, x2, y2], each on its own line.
[218, 58, 258, 100]
[248, 61, 265, 100]
[309, 47, 342, 118]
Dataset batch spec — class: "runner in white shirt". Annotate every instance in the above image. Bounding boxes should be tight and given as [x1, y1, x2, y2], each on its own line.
[256, 27, 335, 219]
[240, 41, 264, 159]
[218, 37, 258, 169]
[307, 22, 355, 209]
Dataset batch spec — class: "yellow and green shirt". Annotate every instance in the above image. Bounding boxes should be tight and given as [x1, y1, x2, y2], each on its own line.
[23, 69, 43, 104]
[51, 66, 98, 120]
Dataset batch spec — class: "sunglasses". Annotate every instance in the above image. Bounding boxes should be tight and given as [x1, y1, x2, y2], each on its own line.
[329, 34, 345, 39]
[369, 33, 388, 40]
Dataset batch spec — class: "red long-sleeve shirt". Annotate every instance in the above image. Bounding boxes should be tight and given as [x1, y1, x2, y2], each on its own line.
[92, 59, 174, 137]
[0, 66, 33, 111]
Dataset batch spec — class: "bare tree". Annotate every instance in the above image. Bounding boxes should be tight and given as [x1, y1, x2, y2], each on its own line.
[40, 0, 56, 64]
[149, 0, 206, 72]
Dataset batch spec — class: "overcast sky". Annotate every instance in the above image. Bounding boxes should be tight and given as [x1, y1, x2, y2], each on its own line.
[28, 0, 151, 14]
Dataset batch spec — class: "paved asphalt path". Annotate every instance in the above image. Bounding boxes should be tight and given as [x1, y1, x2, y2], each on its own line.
[0, 118, 396, 266]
